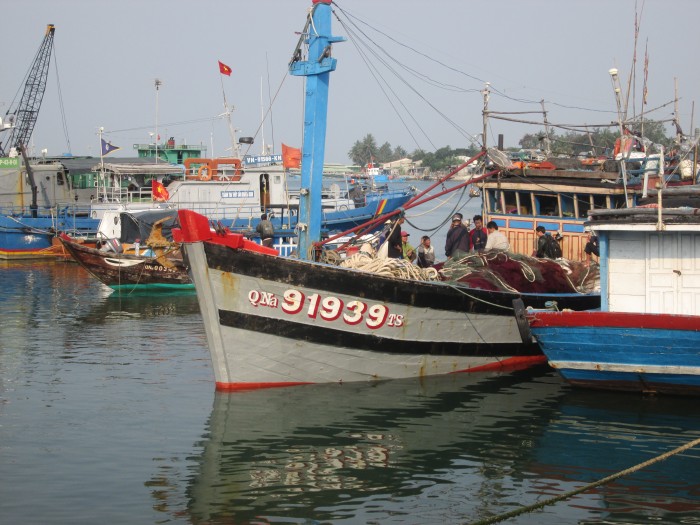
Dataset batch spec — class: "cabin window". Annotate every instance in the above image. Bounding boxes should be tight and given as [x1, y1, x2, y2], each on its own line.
[534, 194, 559, 216]
[560, 193, 575, 217]
[574, 194, 591, 218]
[611, 195, 628, 209]
[591, 195, 608, 212]
[514, 191, 532, 215]
[503, 191, 518, 214]
[485, 189, 501, 212]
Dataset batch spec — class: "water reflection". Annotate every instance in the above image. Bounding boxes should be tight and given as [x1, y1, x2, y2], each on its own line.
[171, 371, 700, 525]
[0, 261, 204, 392]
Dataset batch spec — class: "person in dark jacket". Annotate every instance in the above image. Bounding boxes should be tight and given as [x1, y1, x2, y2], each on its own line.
[584, 230, 600, 266]
[256, 213, 274, 247]
[445, 213, 470, 257]
[387, 216, 405, 258]
[469, 214, 488, 251]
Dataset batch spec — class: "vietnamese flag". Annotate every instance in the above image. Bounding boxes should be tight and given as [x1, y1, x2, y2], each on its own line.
[282, 143, 301, 169]
[152, 179, 170, 202]
[218, 60, 232, 76]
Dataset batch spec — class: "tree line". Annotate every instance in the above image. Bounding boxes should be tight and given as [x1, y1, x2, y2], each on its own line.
[349, 122, 676, 171]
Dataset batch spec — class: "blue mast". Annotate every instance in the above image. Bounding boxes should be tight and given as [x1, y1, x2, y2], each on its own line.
[289, 0, 345, 260]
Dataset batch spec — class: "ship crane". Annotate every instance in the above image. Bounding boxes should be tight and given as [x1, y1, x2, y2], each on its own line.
[0, 24, 55, 157]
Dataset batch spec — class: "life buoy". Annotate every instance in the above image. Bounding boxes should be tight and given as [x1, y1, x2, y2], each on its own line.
[198, 164, 212, 181]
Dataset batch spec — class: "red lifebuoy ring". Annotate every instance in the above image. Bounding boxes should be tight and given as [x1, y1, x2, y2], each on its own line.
[198, 165, 211, 181]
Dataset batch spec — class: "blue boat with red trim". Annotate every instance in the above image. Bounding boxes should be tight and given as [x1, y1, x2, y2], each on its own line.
[528, 196, 700, 396]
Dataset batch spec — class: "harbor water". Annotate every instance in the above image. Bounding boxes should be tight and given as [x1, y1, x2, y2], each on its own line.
[2, 184, 700, 524]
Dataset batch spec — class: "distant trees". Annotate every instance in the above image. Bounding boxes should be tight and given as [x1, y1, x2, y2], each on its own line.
[412, 145, 480, 171]
[348, 120, 673, 169]
[348, 134, 417, 167]
[348, 133, 481, 172]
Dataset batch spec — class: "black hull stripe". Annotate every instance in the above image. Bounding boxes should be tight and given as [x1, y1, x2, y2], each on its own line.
[203, 243, 599, 314]
[219, 309, 542, 357]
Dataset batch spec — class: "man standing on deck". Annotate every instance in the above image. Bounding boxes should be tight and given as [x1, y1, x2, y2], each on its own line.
[387, 216, 405, 259]
[469, 214, 488, 251]
[445, 213, 470, 258]
[256, 213, 275, 247]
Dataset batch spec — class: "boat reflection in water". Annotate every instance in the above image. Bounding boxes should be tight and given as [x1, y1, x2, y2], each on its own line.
[173, 369, 700, 524]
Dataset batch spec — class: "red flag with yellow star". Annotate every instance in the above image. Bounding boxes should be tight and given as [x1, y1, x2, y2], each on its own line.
[218, 60, 232, 76]
[152, 180, 170, 202]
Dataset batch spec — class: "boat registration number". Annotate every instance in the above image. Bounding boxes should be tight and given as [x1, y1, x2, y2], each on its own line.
[248, 289, 404, 329]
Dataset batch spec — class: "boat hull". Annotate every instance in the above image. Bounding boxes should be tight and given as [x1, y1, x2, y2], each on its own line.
[529, 310, 700, 395]
[0, 213, 99, 260]
[182, 229, 599, 389]
[60, 236, 192, 291]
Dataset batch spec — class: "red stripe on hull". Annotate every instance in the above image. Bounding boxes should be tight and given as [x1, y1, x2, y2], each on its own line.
[461, 355, 547, 373]
[529, 310, 700, 331]
[214, 356, 547, 391]
[215, 381, 313, 391]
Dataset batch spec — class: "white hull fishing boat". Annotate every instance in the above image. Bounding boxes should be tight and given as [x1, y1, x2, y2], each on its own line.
[176, 1, 599, 390]
[179, 209, 601, 389]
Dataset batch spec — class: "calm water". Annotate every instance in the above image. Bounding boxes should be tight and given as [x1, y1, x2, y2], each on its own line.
[2, 188, 700, 524]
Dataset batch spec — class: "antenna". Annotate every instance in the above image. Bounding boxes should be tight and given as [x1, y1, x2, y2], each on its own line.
[154, 78, 162, 164]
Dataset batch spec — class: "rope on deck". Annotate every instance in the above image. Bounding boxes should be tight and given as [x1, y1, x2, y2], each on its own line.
[466, 435, 700, 525]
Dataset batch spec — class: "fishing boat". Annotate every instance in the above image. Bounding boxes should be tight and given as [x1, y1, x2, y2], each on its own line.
[176, 0, 600, 390]
[0, 155, 101, 259]
[59, 209, 191, 292]
[172, 155, 415, 234]
[479, 64, 700, 263]
[527, 189, 700, 396]
[478, 147, 686, 262]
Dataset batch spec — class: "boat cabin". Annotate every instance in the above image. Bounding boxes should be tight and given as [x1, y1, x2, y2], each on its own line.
[483, 175, 635, 261]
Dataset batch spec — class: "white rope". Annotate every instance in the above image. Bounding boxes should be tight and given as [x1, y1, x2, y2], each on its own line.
[339, 250, 440, 281]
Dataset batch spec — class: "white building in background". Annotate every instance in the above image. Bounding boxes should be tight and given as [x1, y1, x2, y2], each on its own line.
[381, 158, 426, 178]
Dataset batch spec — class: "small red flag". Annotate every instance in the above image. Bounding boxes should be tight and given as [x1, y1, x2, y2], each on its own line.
[282, 143, 301, 169]
[218, 60, 232, 76]
[152, 180, 170, 202]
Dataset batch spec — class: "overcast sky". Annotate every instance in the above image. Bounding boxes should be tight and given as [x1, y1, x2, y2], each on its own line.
[2, 0, 698, 164]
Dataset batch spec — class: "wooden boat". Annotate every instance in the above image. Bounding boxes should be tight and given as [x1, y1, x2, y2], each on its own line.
[528, 196, 700, 396]
[480, 91, 699, 263]
[59, 209, 192, 292]
[176, 1, 600, 391]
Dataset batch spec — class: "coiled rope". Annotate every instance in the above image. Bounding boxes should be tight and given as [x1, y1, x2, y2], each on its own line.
[338, 249, 440, 281]
[466, 435, 700, 525]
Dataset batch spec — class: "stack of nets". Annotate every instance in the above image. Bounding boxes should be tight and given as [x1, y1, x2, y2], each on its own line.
[321, 246, 598, 294]
[439, 250, 599, 294]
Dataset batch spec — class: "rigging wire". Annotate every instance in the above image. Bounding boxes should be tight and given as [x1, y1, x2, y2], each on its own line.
[334, 14, 432, 151]
[331, 1, 622, 117]
[332, 4, 480, 149]
[52, 45, 72, 155]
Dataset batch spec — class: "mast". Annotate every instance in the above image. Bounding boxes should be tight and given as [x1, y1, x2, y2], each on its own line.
[540, 99, 551, 156]
[481, 82, 490, 152]
[260, 77, 266, 155]
[289, 0, 345, 260]
[154, 78, 162, 163]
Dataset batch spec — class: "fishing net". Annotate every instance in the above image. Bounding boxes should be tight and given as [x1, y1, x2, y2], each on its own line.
[438, 250, 599, 294]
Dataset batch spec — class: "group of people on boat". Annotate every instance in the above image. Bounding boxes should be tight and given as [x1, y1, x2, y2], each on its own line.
[382, 208, 601, 270]
[445, 213, 510, 257]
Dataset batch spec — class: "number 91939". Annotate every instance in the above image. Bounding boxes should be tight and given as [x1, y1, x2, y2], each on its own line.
[280, 289, 403, 329]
